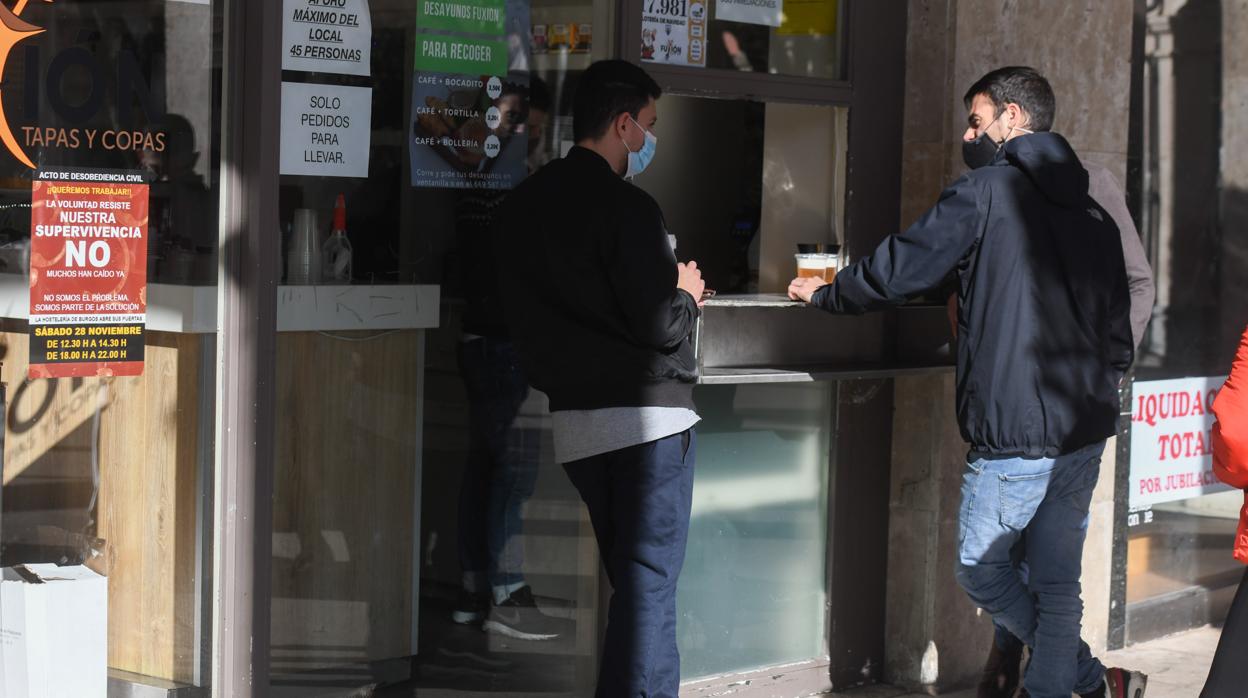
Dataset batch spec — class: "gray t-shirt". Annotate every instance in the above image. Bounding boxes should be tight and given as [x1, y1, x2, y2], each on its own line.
[552, 407, 700, 464]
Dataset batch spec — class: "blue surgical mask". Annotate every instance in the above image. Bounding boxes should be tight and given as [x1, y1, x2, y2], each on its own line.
[622, 117, 657, 178]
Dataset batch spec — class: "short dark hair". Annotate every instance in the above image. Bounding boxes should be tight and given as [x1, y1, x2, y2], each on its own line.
[963, 66, 1056, 132]
[572, 60, 661, 142]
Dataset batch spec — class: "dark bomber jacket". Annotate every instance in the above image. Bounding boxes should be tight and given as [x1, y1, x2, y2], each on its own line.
[494, 146, 699, 412]
[814, 132, 1134, 457]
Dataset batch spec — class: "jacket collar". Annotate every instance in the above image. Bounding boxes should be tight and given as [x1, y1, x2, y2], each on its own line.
[566, 145, 619, 176]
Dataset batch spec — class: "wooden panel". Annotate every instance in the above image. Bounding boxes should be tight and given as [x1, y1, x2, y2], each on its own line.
[271, 330, 421, 670]
[0, 328, 203, 684]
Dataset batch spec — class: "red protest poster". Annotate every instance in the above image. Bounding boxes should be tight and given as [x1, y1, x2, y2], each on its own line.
[28, 169, 149, 379]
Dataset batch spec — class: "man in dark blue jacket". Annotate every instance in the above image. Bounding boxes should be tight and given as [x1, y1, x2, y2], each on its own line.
[789, 67, 1146, 698]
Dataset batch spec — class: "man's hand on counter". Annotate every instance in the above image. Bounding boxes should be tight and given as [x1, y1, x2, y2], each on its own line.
[678, 261, 707, 308]
[788, 276, 827, 303]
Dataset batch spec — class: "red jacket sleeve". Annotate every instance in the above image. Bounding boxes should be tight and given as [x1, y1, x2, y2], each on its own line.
[1213, 325, 1248, 489]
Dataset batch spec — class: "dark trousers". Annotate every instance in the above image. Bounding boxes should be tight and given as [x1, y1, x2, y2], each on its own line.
[563, 430, 696, 698]
[1202, 566, 1248, 697]
[456, 337, 538, 588]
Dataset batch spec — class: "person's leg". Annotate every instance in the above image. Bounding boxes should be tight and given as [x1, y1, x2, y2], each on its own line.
[563, 454, 615, 584]
[454, 340, 493, 621]
[1021, 441, 1106, 698]
[482, 339, 535, 599]
[955, 454, 1049, 650]
[646, 430, 696, 698]
[578, 431, 695, 698]
[1201, 566, 1248, 697]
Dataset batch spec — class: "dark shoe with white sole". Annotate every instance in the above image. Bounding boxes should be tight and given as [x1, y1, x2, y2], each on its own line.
[1092, 667, 1148, 698]
[482, 586, 561, 641]
[450, 589, 489, 625]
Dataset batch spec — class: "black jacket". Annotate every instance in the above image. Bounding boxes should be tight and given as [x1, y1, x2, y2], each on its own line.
[493, 147, 699, 412]
[813, 132, 1133, 457]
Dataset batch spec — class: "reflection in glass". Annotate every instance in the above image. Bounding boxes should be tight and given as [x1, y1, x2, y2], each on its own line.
[680, 383, 829, 679]
[0, 0, 222, 691]
[641, 0, 843, 80]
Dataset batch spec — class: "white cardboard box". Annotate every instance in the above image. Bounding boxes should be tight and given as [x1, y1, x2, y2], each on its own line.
[0, 564, 107, 697]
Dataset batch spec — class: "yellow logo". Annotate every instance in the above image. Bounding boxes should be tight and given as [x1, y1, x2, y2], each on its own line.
[0, 1, 51, 169]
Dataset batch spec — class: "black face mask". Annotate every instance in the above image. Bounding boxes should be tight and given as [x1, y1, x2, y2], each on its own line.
[962, 130, 1002, 170]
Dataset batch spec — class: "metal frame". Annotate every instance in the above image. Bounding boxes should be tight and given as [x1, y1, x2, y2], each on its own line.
[211, 0, 282, 694]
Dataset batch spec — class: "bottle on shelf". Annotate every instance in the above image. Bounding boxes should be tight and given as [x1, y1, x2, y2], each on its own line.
[322, 193, 353, 284]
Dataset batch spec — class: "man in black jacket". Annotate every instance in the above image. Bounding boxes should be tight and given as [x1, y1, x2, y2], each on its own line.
[789, 67, 1146, 698]
[495, 60, 705, 697]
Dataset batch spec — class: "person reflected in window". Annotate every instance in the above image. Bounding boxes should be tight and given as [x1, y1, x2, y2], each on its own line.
[450, 77, 561, 641]
[139, 114, 213, 284]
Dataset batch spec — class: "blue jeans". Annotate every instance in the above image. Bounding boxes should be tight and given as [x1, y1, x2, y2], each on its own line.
[955, 440, 1107, 698]
[563, 430, 696, 698]
[456, 337, 539, 589]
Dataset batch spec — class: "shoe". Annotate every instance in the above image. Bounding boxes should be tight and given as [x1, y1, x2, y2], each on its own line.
[1078, 667, 1148, 698]
[450, 589, 489, 625]
[977, 639, 1023, 698]
[482, 586, 561, 641]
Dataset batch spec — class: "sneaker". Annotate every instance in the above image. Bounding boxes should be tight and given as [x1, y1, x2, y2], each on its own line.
[482, 586, 561, 641]
[977, 639, 1023, 698]
[450, 589, 489, 625]
[1078, 667, 1148, 698]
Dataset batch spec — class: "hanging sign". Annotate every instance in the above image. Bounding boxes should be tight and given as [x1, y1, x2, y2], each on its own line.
[716, 0, 782, 28]
[410, 0, 531, 189]
[1129, 376, 1235, 509]
[282, 0, 374, 76]
[28, 168, 149, 379]
[777, 0, 836, 36]
[280, 82, 373, 178]
[641, 0, 707, 67]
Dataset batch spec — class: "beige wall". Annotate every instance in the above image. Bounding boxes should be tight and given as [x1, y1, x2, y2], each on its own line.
[886, 0, 1135, 690]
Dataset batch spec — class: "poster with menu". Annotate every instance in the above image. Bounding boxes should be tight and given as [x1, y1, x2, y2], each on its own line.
[28, 168, 149, 379]
[641, 0, 707, 67]
[410, 0, 531, 189]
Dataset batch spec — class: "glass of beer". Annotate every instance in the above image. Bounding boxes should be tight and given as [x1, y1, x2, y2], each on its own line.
[796, 253, 828, 280]
[821, 252, 839, 282]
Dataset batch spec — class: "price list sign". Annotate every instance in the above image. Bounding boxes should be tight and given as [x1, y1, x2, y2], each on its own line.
[28, 169, 149, 379]
[410, 0, 531, 190]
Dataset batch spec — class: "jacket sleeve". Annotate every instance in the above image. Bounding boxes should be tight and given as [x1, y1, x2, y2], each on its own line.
[1087, 165, 1155, 350]
[1105, 248, 1135, 375]
[604, 194, 699, 352]
[811, 175, 983, 314]
[1213, 325, 1248, 489]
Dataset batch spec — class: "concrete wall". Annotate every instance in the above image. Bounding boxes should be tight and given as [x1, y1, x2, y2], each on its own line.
[886, 0, 1135, 691]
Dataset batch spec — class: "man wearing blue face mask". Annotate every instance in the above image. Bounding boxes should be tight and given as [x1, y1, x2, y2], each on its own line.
[494, 59, 706, 697]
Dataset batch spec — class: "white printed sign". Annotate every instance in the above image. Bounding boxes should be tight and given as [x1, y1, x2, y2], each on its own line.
[641, 0, 706, 67]
[716, 0, 782, 27]
[283, 0, 373, 77]
[1129, 376, 1234, 509]
[280, 82, 373, 178]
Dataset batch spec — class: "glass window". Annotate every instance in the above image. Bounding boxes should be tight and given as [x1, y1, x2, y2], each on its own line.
[0, 0, 222, 693]
[1125, 0, 1243, 641]
[681, 383, 830, 678]
[638, 0, 843, 80]
[270, 0, 610, 693]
